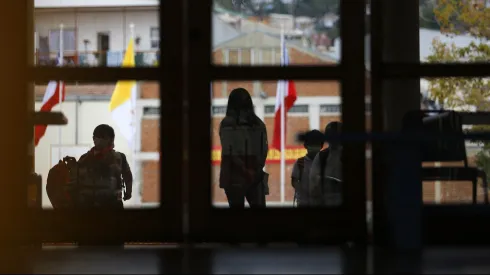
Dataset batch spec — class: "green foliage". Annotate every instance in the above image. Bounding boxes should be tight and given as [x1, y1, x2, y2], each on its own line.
[426, 0, 490, 175]
[419, 1, 441, 30]
[476, 142, 490, 183]
[427, 40, 490, 109]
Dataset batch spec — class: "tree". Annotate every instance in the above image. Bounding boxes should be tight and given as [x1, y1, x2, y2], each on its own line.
[419, 0, 441, 30]
[427, 0, 490, 181]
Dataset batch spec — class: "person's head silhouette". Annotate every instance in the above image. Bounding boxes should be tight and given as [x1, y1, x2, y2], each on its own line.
[93, 124, 115, 150]
[226, 88, 257, 124]
[325, 121, 342, 149]
[304, 130, 324, 159]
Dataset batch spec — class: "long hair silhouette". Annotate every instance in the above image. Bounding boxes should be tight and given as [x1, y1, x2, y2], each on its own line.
[225, 88, 258, 125]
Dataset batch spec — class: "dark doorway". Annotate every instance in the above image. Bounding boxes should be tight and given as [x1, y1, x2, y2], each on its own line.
[97, 32, 110, 67]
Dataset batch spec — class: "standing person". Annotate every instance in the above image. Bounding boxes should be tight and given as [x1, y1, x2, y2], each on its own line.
[291, 130, 324, 207]
[309, 121, 343, 207]
[219, 88, 269, 208]
[64, 124, 133, 209]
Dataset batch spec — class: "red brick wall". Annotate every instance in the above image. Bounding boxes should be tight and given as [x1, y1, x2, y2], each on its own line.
[34, 84, 115, 97]
[421, 158, 486, 204]
[141, 119, 159, 152]
[141, 160, 160, 202]
[212, 81, 339, 98]
[140, 82, 160, 98]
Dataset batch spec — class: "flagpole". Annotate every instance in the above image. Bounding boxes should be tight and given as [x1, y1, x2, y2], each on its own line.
[129, 23, 140, 205]
[280, 25, 286, 204]
[58, 24, 64, 160]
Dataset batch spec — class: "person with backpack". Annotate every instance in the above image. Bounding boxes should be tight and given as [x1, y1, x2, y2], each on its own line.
[309, 121, 343, 207]
[291, 130, 324, 207]
[63, 124, 133, 209]
[219, 88, 269, 208]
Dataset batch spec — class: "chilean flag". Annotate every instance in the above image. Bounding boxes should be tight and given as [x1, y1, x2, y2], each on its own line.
[272, 36, 297, 150]
[34, 53, 66, 146]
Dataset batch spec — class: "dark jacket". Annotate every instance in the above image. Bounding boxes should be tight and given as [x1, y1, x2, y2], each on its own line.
[309, 147, 342, 206]
[69, 149, 132, 207]
[219, 114, 268, 190]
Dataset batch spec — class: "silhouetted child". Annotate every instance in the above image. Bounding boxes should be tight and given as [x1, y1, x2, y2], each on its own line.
[291, 130, 324, 207]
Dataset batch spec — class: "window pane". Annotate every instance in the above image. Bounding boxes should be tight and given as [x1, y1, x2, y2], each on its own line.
[419, 0, 490, 63]
[32, 81, 161, 209]
[212, 0, 343, 65]
[34, 5, 160, 67]
[421, 77, 490, 204]
[150, 27, 159, 39]
[211, 80, 367, 208]
[228, 49, 239, 64]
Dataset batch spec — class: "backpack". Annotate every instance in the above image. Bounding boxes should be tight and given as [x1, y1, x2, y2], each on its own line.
[47, 152, 131, 208]
[318, 148, 343, 206]
[294, 156, 306, 188]
[293, 156, 305, 207]
[46, 160, 73, 209]
[318, 149, 330, 186]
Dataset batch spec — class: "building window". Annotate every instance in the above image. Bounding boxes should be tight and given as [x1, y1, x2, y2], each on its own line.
[320, 104, 342, 113]
[150, 27, 159, 49]
[265, 104, 309, 114]
[212, 106, 227, 116]
[319, 103, 370, 114]
[143, 106, 160, 119]
[49, 28, 76, 52]
[226, 49, 252, 65]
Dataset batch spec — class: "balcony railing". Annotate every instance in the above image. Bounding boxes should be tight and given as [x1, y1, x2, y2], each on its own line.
[34, 50, 160, 67]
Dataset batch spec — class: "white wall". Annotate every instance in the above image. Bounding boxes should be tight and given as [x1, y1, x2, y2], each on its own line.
[35, 101, 135, 208]
[35, 9, 159, 51]
[35, 0, 158, 8]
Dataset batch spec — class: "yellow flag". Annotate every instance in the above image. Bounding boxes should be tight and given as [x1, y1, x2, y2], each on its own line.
[109, 38, 137, 147]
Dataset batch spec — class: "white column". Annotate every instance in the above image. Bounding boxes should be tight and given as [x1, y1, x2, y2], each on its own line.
[271, 48, 276, 65]
[223, 49, 230, 97]
[255, 101, 265, 121]
[309, 104, 320, 130]
[58, 24, 64, 159]
[435, 162, 442, 203]
[131, 103, 144, 206]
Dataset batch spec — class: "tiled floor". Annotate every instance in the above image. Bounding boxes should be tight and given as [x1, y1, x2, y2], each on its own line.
[17, 245, 490, 274]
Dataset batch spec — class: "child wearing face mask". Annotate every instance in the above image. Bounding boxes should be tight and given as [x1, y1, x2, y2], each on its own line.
[291, 130, 325, 207]
[309, 121, 343, 207]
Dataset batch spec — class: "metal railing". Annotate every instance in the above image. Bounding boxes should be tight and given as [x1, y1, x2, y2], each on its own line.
[34, 50, 160, 67]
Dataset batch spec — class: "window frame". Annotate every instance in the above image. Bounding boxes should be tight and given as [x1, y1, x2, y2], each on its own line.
[26, 0, 184, 244]
[48, 27, 77, 52]
[186, 0, 367, 244]
[150, 26, 159, 49]
[369, 0, 490, 246]
[19, 0, 490, 248]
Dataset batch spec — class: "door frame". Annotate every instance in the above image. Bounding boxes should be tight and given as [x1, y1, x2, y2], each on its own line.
[28, 0, 184, 244]
[369, 0, 490, 246]
[186, 0, 367, 244]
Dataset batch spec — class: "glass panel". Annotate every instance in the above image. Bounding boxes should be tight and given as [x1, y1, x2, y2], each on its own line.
[211, 80, 354, 208]
[419, 0, 490, 63]
[421, 77, 490, 204]
[32, 81, 160, 209]
[34, 6, 160, 67]
[212, 0, 345, 65]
